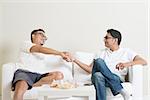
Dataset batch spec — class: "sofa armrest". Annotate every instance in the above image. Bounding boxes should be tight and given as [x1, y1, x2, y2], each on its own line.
[129, 65, 144, 98]
[2, 63, 17, 100]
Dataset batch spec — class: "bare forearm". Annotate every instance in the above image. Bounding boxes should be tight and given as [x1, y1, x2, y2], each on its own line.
[116, 55, 147, 70]
[30, 45, 62, 56]
[129, 59, 147, 66]
[39, 47, 61, 55]
[125, 56, 147, 67]
[74, 59, 92, 74]
[132, 56, 147, 66]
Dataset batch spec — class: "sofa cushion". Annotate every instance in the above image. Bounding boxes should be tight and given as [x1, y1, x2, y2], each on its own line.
[43, 55, 73, 81]
[73, 52, 95, 83]
[18, 52, 73, 81]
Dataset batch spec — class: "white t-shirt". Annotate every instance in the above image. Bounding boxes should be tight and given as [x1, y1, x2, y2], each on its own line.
[95, 48, 137, 81]
[16, 41, 73, 81]
[17, 41, 47, 73]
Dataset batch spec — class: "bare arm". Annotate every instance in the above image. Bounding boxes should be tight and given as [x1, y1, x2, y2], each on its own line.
[30, 45, 68, 59]
[116, 55, 147, 70]
[73, 59, 93, 74]
[130, 55, 147, 66]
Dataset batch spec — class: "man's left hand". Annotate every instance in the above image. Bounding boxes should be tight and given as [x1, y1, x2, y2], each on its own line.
[116, 62, 130, 70]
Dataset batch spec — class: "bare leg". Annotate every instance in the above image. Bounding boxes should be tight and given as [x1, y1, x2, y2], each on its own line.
[33, 71, 63, 87]
[13, 80, 28, 100]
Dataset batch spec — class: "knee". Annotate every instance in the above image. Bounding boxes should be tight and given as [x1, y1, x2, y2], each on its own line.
[53, 71, 64, 80]
[57, 72, 64, 80]
[94, 58, 104, 64]
[113, 74, 121, 82]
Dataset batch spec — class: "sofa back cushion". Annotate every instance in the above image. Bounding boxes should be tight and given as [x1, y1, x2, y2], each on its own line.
[73, 52, 95, 83]
[44, 55, 73, 81]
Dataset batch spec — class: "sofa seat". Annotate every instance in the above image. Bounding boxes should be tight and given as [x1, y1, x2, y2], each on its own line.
[25, 82, 132, 100]
[10, 82, 132, 100]
[2, 51, 144, 100]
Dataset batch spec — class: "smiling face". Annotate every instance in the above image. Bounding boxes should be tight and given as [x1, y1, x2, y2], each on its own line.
[32, 31, 47, 45]
[104, 33, 117, 48]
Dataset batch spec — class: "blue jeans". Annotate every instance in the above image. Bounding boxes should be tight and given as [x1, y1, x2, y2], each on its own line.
[91, 58, 123, 100]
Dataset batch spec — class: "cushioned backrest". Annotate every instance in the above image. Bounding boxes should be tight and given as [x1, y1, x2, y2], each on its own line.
[73, 51, 95, 83]
[43, 55, 73, 81]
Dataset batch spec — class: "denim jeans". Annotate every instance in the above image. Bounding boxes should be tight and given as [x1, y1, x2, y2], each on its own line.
[91, 58, 123, 100]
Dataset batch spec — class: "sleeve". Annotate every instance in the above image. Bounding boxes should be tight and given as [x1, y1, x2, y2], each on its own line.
[20, 41, 36, 53]
[126, 48, 138, 61]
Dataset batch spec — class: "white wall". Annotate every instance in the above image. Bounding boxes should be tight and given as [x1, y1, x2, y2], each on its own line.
[148, 0, 150, 96]
[0, 0, 148, 96]
[0, 4, 3, 98]
[0, 5, 2, 63]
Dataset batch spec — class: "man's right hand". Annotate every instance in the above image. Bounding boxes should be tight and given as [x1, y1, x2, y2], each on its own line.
[60, 52, 72, 62]
[61, 52, 75, 62]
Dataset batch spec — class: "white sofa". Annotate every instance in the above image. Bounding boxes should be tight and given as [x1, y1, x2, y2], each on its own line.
[2, 52, 144, 100]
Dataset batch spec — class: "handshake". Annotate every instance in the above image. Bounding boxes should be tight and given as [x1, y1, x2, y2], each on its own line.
[60, 52, 75, 62]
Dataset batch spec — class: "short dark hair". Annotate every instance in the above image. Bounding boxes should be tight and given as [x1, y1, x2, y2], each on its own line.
[107, 29, 122, 45]
[31, 29, 45, 42]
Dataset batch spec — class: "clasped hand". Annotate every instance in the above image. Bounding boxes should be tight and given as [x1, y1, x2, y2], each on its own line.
[60, 52, 74, 62]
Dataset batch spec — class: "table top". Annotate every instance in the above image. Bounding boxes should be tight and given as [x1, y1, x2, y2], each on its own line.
[34, 84, 95, 96]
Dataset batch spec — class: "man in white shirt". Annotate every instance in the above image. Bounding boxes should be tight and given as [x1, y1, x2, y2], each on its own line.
[69, 29, 147, 100]
[12, 29, 70, 100]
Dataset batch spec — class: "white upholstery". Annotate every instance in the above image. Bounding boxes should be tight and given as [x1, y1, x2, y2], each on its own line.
[2, 52, 144, 100]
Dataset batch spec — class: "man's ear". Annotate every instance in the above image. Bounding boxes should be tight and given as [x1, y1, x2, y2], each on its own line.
[115, 38, 118, 43]
[32, 34, 35, 38]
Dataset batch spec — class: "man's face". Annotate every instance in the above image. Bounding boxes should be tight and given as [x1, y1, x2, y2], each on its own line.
[104, 33, 116, 48]
[32, 31, 47, 45]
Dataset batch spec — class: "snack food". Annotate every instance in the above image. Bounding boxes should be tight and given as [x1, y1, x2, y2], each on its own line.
[50, 80, 77, 89]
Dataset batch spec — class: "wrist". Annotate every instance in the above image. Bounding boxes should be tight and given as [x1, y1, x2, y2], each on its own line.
[129, 62, 134, 66]
[72, 58, 76, 62]
[59, 52, 63, 56]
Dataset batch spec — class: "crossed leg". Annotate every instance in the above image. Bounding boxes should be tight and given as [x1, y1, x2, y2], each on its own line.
[13, 71, 63, 100]
[33, 71, 64, 87]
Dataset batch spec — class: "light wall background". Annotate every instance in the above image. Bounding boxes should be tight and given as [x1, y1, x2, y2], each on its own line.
[148, 0, 150, 95]
[0, 0, 149, 96]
